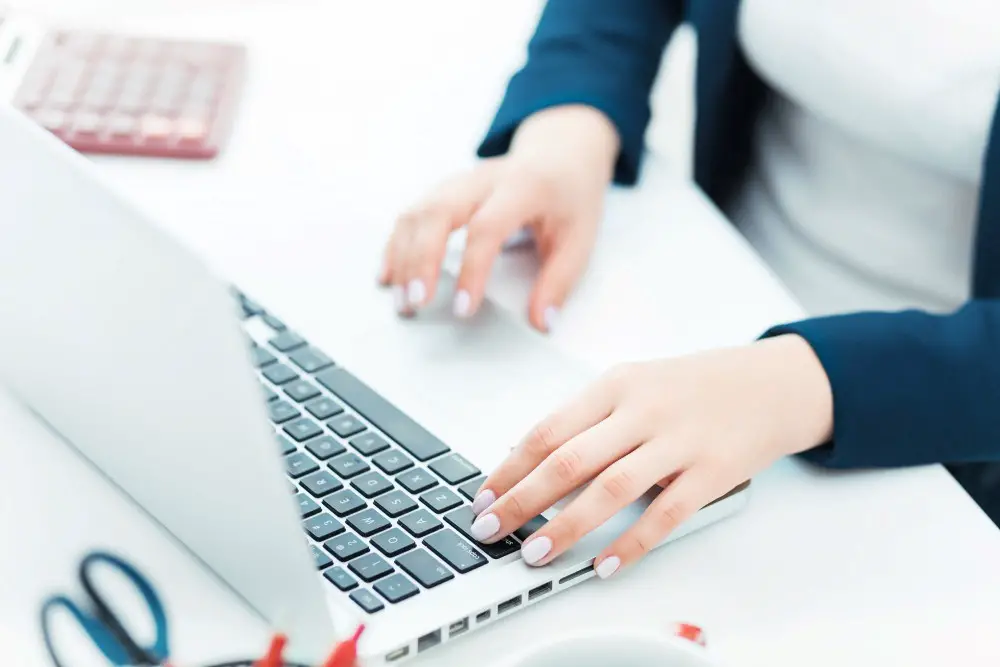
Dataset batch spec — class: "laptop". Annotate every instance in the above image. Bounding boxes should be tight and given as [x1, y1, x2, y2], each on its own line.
[0, 102, 750, 664]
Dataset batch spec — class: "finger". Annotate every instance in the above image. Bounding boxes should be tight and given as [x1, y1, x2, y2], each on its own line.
[399, 211, 453, 309]
[379, 221, 405, 287]
[515, 438, 682, 567]
[470, 412, 643, 544]
[454, 184, 534, 319]
[387, 167, 494, 305]
[528, 224, 595, 333]
[377, 243, 392, 286]
[385, 218, 417, 316]
[594, 468, 721, 579]
[472, 372, 622, 514]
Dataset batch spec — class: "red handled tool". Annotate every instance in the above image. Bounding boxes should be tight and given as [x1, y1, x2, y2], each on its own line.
[245, 626, 365, 667]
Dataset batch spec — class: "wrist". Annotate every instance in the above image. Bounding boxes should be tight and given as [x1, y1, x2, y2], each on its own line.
[758, 335, 834, 455]
[510, 105, 619, 182]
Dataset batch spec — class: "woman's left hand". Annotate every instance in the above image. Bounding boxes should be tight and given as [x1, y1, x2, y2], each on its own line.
[469, 334, 834, 578]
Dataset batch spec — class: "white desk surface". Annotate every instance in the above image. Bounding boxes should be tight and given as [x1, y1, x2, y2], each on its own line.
[4, 2, 1000, 666]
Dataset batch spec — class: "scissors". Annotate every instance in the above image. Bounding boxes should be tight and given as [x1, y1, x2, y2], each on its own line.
[40, 550, 360, 667]
[40, 551, 171, 667]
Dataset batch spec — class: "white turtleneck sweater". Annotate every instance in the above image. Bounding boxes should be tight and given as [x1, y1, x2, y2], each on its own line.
[732, 0, 1000, 316]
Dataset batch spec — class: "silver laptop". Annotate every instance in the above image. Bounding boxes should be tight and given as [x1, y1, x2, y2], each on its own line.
[0, 103, 749, 664]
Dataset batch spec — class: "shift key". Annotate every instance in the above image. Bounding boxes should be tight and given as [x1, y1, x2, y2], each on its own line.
[424, 529, 487, 573]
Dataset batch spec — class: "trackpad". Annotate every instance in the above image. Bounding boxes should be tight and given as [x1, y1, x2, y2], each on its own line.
[341, 280, 594, 472]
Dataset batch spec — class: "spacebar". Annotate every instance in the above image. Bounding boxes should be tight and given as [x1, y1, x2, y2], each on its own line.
[315, 368, 450, 462]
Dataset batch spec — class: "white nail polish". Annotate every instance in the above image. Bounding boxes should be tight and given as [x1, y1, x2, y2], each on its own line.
[407, 279, 427, 306]
[470, 513, 500, 542]
[595, 556, 620, 579]
[543, 306, 559, 333]
[471, 489, 496, 515]
[453, 290, 471, 318]
[393, 286, 408, 312]
[521, 536, 552, 565]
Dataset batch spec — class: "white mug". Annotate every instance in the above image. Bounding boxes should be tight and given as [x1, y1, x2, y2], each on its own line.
[493, 623, 721, 667]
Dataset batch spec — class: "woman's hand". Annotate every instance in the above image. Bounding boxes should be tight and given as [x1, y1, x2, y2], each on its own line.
[380, 105, 619, 332]
[469, 335, 834, 577]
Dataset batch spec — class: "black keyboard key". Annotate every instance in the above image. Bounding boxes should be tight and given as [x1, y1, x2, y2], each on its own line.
[315, 368, 450, 461]
[396, 549, 454, 589]
[349, 433, 389, 456]
[296, 493, 321, 519]
[424, 529, 487, 574]
[328, 453, 370, 479]
[374, 573, 419, 604]
[304, 435, 346, 461]
[283, 418, 323, 442]
[458, 475, 487, 501]
[513, 515, 549, 542]
[349, 588, 384, 614]
[251, 346, 277, 368]
[445, 506, 520, 558]
[322, 489, 367, 517]
[262, 314, 286, 331]
[303, 513, 345, 541]
[268, 400, 301, 424]
[324, 531, 369, 561]
[348, 552, 393, 582]
[328, 414, 366, 438]
[285, 452, 319, 478]
[262, 363, 298, 385]
[300, 470, 344, 497]
[239, 294, 264, 317]
[323, 566, 358, 592]
[374, 490, 417, 518]
[396, 468, 438, 494]
[305, 397, 344, 420]
[240, 296, 264, 317]
[269, 330, 307, 352]
[283, 379, 320, 403]
[310, 545, 332, 570]
[420, 487, 463, 514]
[371, 528, 415, 557]
[430, 453, 481, 485]
[346, 508, 391, 537]
[399, 509, 443, 537]
[351, 471, 393, 498]
[373, 449, 414, 475]
[276, 434, 297, 455]
[262, 384, 279, 402]
[289, 346, 334, 373]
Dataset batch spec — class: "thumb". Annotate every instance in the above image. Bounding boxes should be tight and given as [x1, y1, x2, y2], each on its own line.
[528, 224, 594, 333]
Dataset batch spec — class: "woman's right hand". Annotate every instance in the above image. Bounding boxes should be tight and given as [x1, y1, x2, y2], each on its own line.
[380, 104, 620, 332]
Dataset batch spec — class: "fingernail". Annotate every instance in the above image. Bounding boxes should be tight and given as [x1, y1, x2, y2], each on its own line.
[543, 306, 559, 333]
[407, 279, 426, 306]
[595, 556, 620, 579]
[393, 285, 408, 313]
[470, 513, 500, 542]
[453, 290, 471, 318]
[521, 536, 552, 565]
[471, 489, 496, 515]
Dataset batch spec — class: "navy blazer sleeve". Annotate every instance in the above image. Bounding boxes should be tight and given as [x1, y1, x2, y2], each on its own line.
[764, 301, 1000, 468]
[477, 0, 682, 185]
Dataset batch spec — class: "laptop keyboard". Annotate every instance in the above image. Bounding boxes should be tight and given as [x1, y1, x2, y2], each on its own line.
[233, 290, 546, 615]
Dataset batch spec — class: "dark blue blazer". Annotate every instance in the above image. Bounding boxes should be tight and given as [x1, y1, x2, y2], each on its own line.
[477, 0, 1000, 490]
